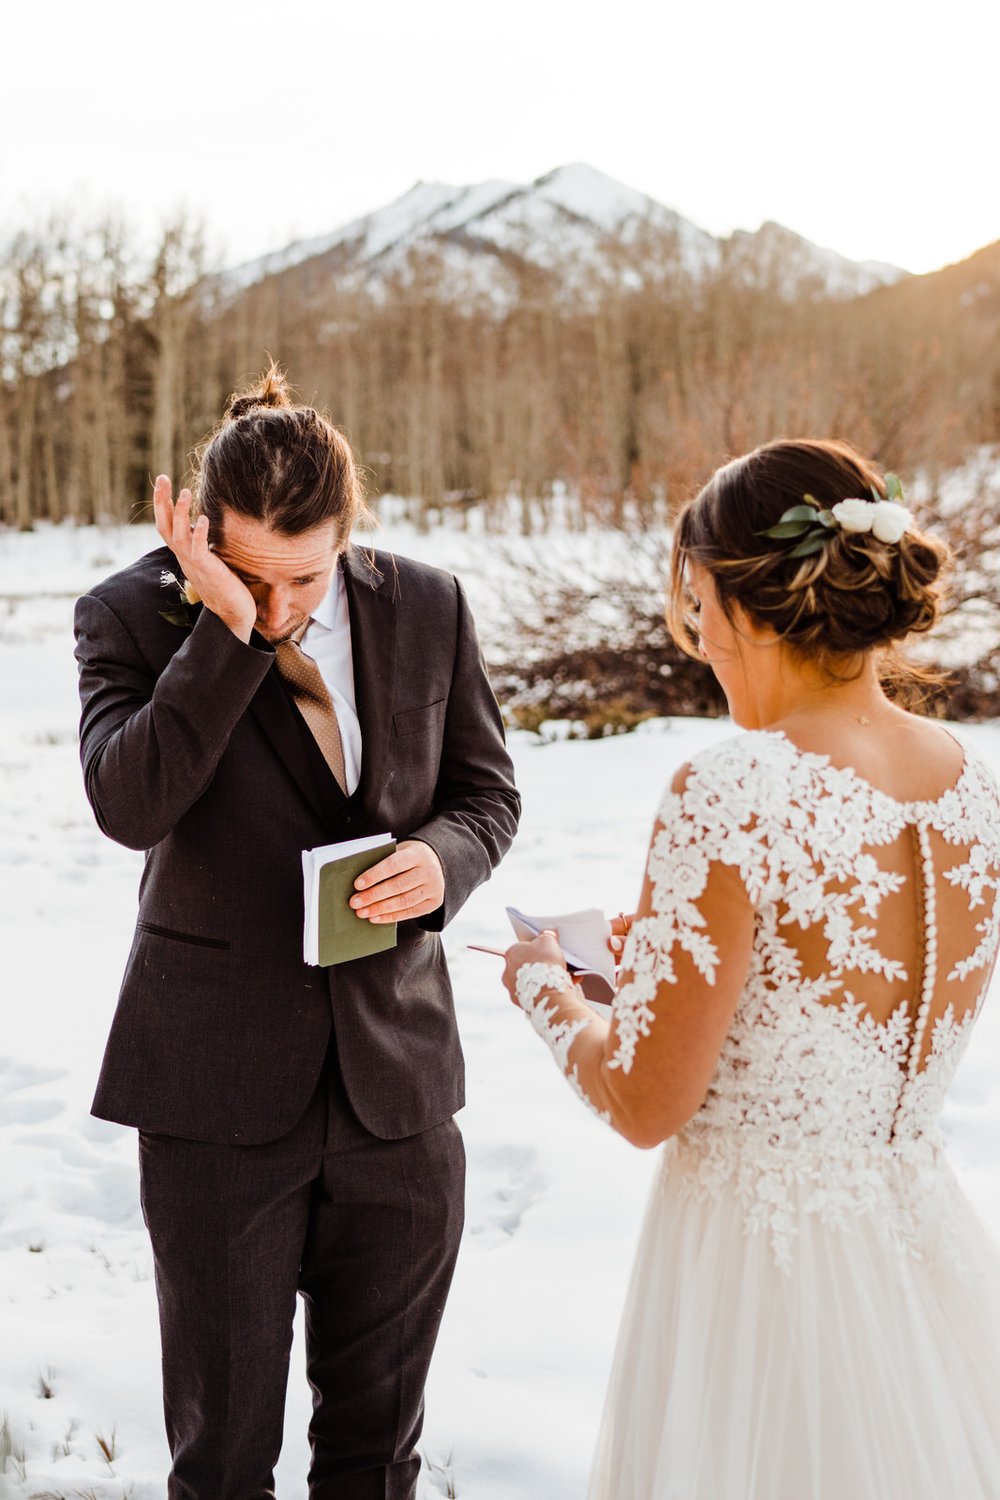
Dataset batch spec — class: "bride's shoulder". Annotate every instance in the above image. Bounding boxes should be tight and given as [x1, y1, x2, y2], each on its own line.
[654, 734, 802, 900]
[687, 728, 800, 772]
[659, 730, 803, 827]
[672, 729, 804, 793]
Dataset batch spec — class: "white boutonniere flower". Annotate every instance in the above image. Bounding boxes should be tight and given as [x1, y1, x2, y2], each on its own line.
[159, 570, 202, 628]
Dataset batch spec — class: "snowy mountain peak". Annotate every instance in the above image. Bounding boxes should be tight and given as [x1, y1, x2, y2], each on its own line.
[530, 163, 661, 230]
[725, 219, 907, 297]
[223, 164, 907, 302]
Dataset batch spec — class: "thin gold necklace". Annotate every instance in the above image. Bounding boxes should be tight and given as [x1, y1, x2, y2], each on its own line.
[784, 702, 890, 729]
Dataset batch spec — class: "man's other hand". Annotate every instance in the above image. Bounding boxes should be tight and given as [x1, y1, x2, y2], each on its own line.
[350, 840, 445, 923]
[154, 476, 257, 642]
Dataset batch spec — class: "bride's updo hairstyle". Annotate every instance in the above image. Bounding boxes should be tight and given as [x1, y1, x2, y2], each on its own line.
[192, 363, 372, 545]
[668, 438, 950, 698]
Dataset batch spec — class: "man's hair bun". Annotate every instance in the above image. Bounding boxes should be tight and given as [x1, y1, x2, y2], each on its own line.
[225, 363, 293, 422]
[191, 361, 372, 542]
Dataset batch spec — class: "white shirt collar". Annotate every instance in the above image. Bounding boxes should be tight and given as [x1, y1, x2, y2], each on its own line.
[308, 558, 346, 633]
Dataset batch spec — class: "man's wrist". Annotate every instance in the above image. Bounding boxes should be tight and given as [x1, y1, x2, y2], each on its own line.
[213, 608, 255, 644]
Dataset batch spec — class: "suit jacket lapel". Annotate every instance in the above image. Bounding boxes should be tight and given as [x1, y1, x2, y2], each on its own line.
[343, 545, 397, 811]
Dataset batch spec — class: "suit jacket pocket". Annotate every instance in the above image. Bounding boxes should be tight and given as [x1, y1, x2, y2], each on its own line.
[137, 920, 231, 951]
[392, 699, 446, 737]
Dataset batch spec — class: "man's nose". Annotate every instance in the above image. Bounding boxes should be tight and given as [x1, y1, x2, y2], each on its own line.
[258, 588, 289, 626]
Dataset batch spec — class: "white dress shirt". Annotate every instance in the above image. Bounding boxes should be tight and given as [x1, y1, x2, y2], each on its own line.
[300, 563, 362, 795]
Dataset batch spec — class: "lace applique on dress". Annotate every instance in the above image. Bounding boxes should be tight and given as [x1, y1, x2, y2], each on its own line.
[526, 730, 1000, 1272]
[515, 963, 612, 1123]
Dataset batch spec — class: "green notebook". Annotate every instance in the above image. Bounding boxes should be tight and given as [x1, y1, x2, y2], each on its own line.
[302, 834, 397, 967]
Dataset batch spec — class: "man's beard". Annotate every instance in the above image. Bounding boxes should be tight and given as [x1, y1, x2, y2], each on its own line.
[258, 616, 308, 645]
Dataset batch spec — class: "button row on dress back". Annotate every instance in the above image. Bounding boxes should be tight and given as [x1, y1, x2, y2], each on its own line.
[906, 820, 938, 1084]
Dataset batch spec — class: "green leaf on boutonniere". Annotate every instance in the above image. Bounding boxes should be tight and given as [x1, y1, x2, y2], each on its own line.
[159, 608, 197, 629]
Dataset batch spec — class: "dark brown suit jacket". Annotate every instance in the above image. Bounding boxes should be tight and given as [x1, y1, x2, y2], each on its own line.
[74, 544, 520, 1145]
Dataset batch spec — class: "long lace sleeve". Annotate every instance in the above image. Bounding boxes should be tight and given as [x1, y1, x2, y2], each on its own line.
[514, 961, 614, 1123]
[513, 750, 759, 1147]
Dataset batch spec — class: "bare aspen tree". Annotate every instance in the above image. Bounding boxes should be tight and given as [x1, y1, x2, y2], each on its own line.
[150, 218, 207, 482]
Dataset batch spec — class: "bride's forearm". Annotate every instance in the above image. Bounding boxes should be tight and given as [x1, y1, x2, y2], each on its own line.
[514, 967, 664, 1144]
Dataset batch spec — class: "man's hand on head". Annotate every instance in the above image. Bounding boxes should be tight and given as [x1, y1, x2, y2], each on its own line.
[154, 475, 258, 643]
[350, 840, 445, 924]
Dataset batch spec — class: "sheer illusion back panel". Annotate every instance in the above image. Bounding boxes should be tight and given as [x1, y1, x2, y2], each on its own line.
[773, 807, 996, 1076]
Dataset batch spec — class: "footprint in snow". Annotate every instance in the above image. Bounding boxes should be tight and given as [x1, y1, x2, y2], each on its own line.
[466, 1142, 548, 1240]
[0, 1056, 68, 1126]
[0, 1094, 64, 1126]
[0, 1055, 66, 1091]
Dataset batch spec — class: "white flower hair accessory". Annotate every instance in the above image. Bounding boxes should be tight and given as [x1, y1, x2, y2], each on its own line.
[758, 473, 913, 558]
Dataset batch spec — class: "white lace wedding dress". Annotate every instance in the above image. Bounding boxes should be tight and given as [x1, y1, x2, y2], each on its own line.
[534, 730, 1000, 1500]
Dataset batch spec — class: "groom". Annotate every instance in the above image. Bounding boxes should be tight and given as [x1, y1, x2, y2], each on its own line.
[74, 473, 520, 1499]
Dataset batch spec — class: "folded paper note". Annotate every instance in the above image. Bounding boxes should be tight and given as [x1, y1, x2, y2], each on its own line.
[505, 905, 616, 1008]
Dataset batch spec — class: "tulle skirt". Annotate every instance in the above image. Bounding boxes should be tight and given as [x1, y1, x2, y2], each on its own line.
[587, 1148, 1000, 1500]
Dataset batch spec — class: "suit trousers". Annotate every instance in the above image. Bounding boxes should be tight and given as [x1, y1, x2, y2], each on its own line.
[138, 1045, 466, 1500]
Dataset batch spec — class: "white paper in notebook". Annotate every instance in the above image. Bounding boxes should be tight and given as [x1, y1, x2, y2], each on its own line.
[302, 832, 395, 966]
[505, 905, 616, 1009]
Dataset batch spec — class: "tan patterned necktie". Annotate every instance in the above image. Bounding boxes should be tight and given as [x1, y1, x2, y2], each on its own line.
[274, 624, 348, 794]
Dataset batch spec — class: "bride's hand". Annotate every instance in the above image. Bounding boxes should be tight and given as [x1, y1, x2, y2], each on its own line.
[608, 911, 636, 966]
[502, 929, 568, 1006]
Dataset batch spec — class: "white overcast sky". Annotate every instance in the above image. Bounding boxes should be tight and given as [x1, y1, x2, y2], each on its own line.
[4, 0, 997, 276]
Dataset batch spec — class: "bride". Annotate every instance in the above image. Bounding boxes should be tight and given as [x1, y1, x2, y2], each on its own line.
[503, 438, 1000, 1500]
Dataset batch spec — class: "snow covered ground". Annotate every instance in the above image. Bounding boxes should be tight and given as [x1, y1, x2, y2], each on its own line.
[2, 520, 999, 1499]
